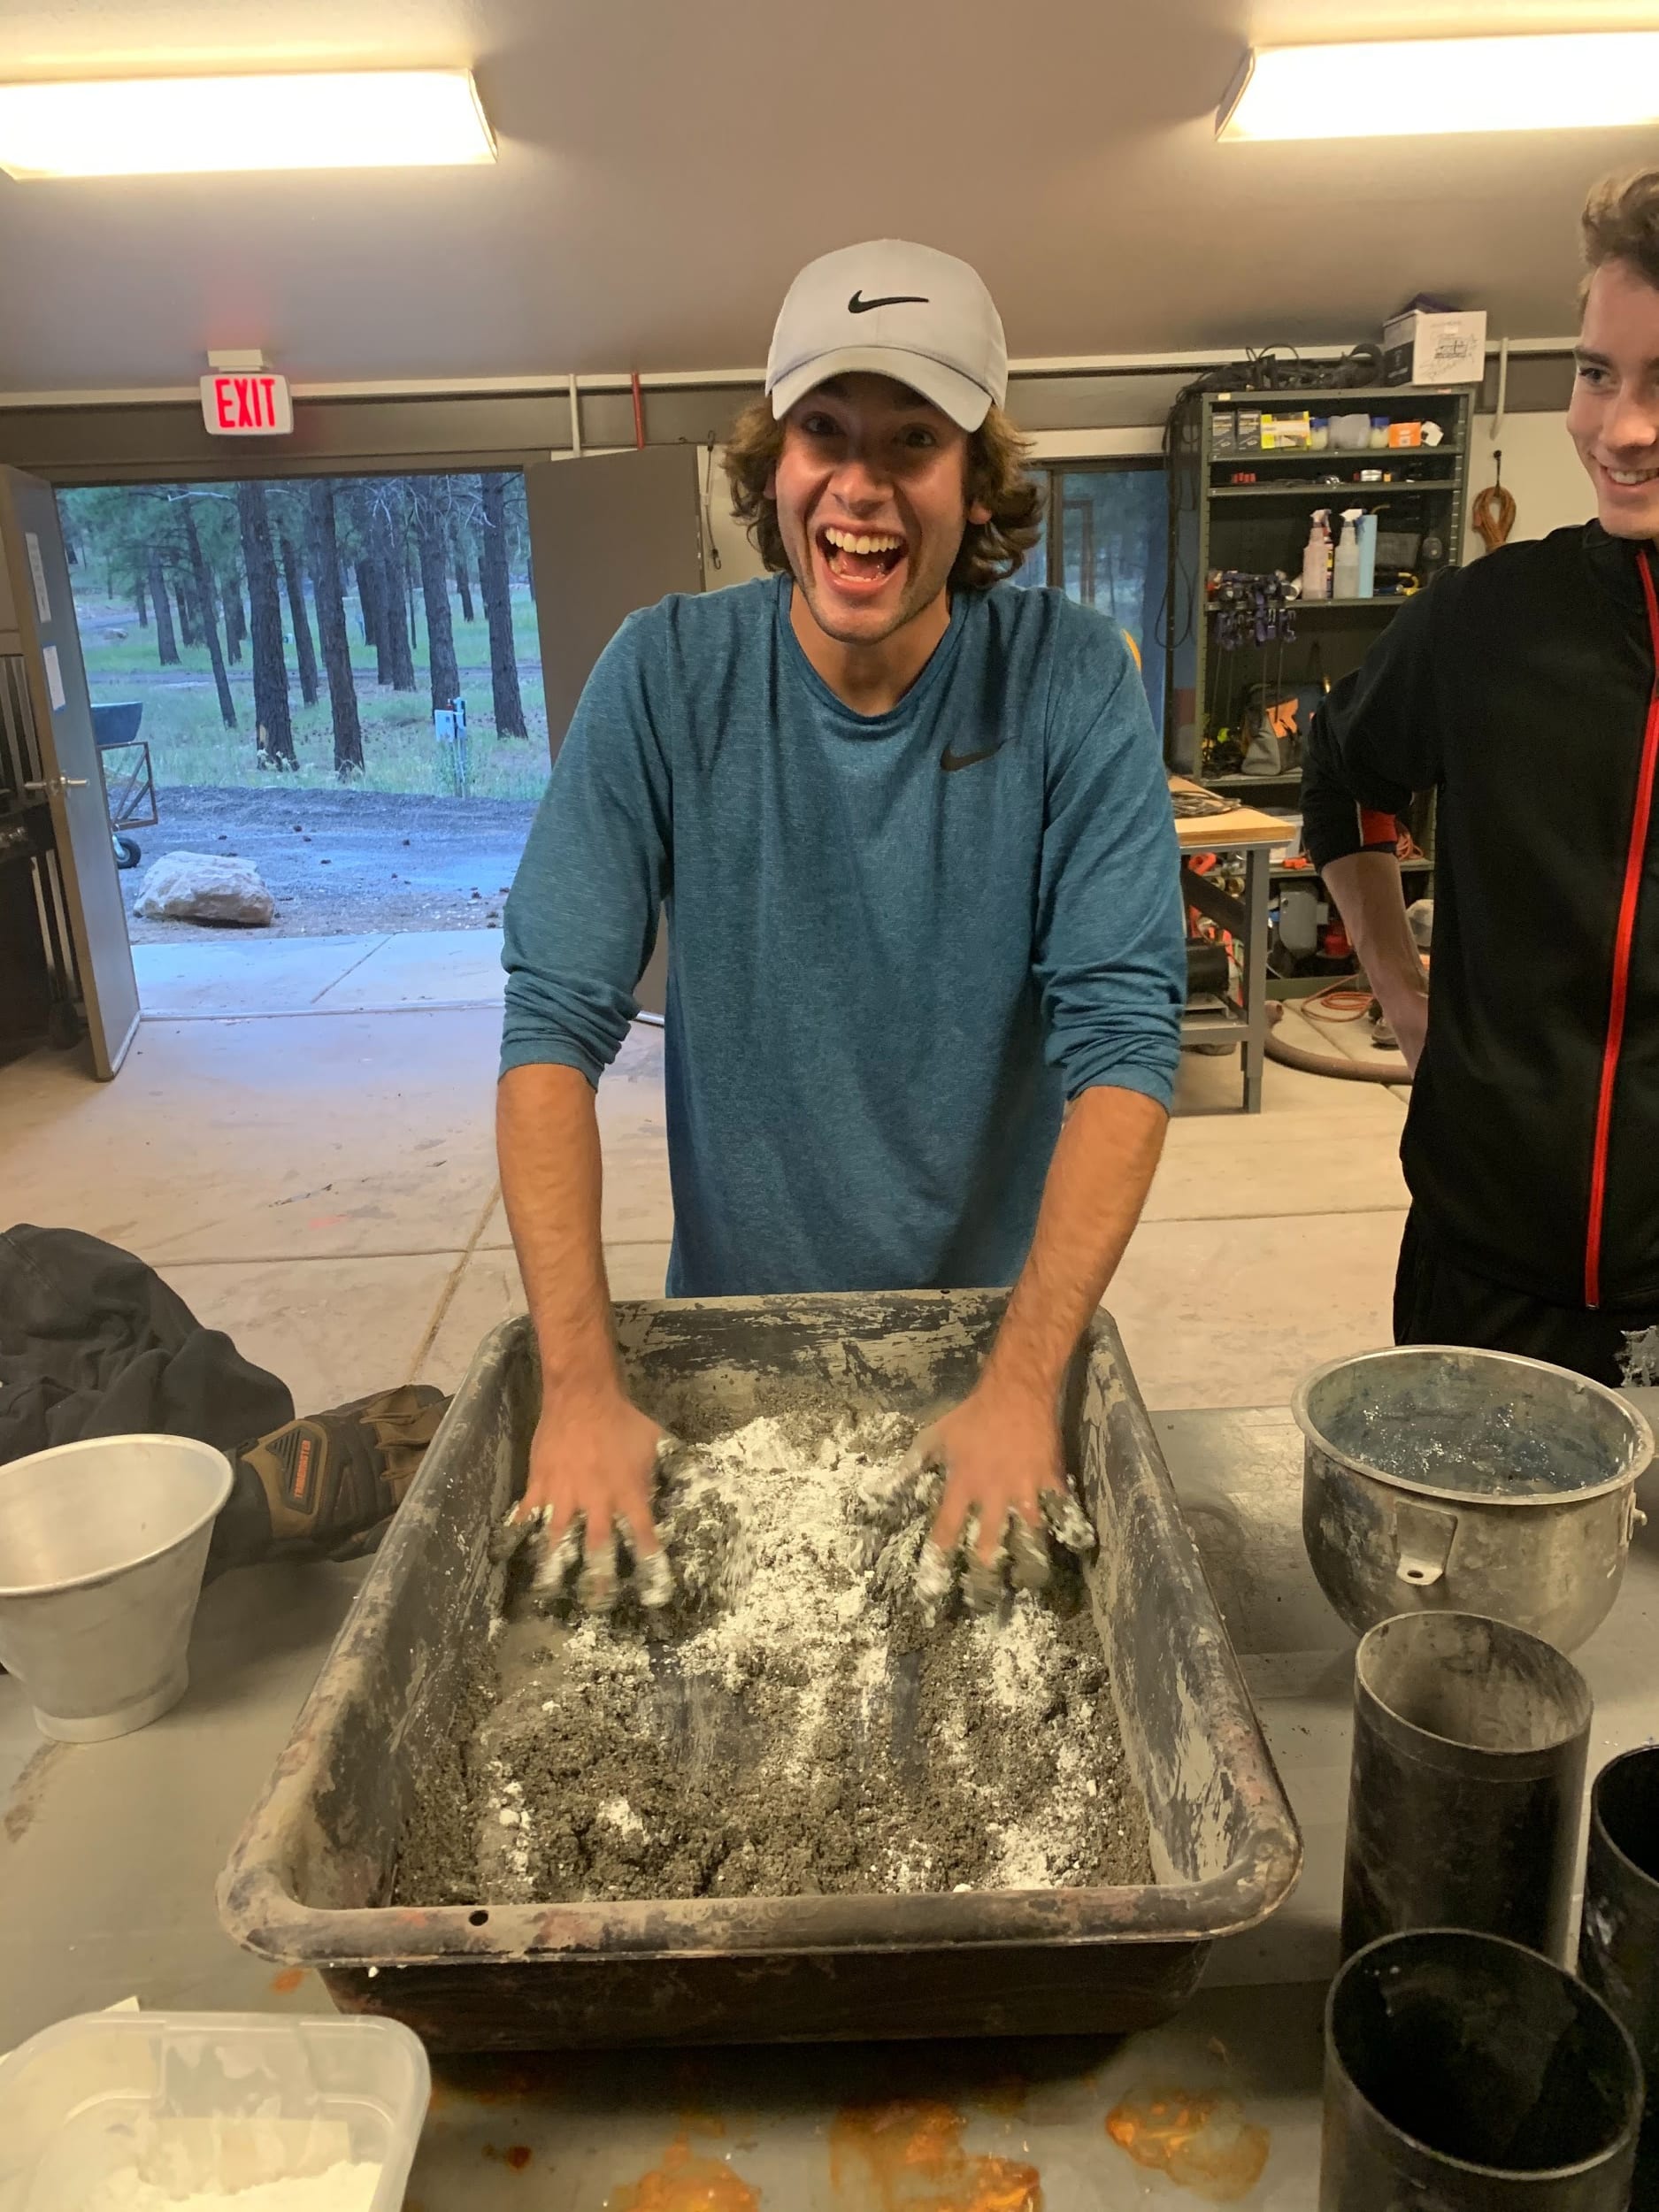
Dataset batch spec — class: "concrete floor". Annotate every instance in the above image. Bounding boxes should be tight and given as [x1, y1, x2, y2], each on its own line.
[132, 926, 510, 1018]
[5, 948, 1412, 1421]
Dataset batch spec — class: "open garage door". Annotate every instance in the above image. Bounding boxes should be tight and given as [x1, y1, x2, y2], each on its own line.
[524, 448, 703, 1018]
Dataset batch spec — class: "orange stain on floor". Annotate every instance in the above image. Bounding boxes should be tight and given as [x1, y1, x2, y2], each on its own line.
[830, 2099, 1041, 2212]
[267, 1969, 304, 1995]
[1105, 2088, 1270, 2203]
[607, 2130, 760, 2211]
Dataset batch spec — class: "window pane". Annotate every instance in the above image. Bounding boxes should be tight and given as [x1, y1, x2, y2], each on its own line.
[1055, 467, 1166, 736]
[1009, 509, 1048, 591]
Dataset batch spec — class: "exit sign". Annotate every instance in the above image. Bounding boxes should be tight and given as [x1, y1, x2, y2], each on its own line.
[200, 372, 293, 435]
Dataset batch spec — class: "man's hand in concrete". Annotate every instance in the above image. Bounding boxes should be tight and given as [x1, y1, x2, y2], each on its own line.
[503, 1384, 676, 1612]
[907, 1379, 1095, 1613]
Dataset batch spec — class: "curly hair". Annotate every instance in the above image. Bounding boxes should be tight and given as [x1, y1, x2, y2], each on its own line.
[721, 391, 1042, 593]
[1581, 168, 1659, 301]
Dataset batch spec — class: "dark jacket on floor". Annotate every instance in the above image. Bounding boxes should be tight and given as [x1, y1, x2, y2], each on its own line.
[1302, 523, 1659, 1312]
[0, 1224, 293, 1567]
[0, 1223, 293, 1461]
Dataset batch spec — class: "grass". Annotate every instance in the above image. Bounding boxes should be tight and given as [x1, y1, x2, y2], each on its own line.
[71, 586, 553, 800]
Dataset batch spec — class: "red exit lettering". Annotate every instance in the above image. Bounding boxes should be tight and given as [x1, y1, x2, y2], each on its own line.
[202, 371, 292, 437]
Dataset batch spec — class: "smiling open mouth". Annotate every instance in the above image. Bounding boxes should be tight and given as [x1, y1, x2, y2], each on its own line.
[818, 525, 905, 583]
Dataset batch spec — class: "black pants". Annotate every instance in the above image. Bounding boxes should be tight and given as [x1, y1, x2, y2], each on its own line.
[1394, 1209, 1659, 1387]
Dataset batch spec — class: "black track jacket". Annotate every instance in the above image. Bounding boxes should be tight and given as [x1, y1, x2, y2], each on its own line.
[1303, 523, 1659, 1311]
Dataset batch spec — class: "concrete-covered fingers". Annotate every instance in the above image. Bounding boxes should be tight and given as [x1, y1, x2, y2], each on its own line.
[856, 1440, 943, 1544]
[919, 1479, 1098, 1617]
[501, 1436, 682, 1614]
[1038, 1482, 1097, 1558]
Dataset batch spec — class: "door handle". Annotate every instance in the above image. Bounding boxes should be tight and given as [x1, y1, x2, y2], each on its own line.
[23, 776, 88, 795]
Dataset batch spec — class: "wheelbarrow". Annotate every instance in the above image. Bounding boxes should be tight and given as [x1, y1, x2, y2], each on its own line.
[90, 702, 157, 871]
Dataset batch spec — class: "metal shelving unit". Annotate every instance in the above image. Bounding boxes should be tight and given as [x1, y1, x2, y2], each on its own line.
[1162, 380, 1471, 995]
[1164, 383, 1474, 781]
[1210, 477, 1460, 499]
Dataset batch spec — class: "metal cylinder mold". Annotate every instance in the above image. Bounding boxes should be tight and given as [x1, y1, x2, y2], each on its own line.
[1323, 1928, 1641, 2212]
[1340, 1611, 1592, 1962]
[1579, 1746, 1659, 2211]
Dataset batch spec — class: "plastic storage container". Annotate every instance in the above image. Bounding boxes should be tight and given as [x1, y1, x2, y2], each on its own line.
[0, 2010, 428, 2211]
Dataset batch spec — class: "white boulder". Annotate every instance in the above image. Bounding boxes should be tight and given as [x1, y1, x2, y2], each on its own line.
[134, 850, 275, 926]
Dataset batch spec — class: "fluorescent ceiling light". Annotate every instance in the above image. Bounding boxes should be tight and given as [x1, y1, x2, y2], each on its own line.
[0, 69, 495, 179]
[1218, 32, 1659, 141]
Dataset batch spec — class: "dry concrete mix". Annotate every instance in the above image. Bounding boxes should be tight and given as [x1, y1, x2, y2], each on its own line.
[395, 1407, 1152, 1907]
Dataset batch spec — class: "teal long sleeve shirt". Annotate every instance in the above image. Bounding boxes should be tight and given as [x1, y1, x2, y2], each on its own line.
[502, 573, 1183, 1298]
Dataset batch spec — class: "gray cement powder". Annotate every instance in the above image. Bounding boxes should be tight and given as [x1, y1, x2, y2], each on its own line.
[395, 1409, 1151, 1906]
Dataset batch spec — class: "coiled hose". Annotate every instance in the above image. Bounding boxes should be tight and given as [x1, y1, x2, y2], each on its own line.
[1472, 450, 1517, 553]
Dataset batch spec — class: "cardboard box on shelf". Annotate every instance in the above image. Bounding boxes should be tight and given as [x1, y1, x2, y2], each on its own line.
[1382, 307, 1486, 387]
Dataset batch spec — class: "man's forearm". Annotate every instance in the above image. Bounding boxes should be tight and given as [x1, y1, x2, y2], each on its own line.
[1320, 850, 1429, 1025]
[496, 1063, 619, 1402]
[981, 1085, 1169, 1402]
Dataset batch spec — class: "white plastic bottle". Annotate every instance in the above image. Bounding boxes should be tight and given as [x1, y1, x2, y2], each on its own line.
[1301, 510, 1333, 602]
[1333, 510, 1363, 602]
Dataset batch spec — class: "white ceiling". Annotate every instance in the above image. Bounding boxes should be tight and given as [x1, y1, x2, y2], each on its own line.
[0, 0, 1650, 396]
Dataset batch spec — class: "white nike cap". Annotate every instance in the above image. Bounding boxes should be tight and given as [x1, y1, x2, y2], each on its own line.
[765, 239, 1008, 433]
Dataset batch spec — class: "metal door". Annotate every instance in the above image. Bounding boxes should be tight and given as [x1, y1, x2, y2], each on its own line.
[524, 449, 703, 1018]
[0, 467, 139, 1077]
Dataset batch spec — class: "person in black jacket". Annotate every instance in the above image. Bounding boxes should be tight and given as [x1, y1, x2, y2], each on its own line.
[1303, 167, 1659, 1385]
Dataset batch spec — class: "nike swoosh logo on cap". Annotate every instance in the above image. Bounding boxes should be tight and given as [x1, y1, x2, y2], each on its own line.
[940, 742, 1000, 772]
[848, 290, 930, 314]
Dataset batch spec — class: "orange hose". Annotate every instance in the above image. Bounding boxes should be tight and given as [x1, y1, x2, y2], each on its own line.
[1472, 480, 1515, 553]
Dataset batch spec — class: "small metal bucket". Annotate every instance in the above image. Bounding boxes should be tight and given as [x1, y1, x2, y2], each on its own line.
[1340, 1612, 1592, 1962]
[0, 1433, 232, 1741]
[1323, 1928, 1642, 2212]
[1294, 1347, 1652, 1652]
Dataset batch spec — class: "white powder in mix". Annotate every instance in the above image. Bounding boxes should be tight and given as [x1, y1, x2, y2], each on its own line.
[81, 2163, 380, 2212]
[453, 1406, 1148, 1902]
[668, 1413, 903, 1778]
[597, 1795, 646, 1838]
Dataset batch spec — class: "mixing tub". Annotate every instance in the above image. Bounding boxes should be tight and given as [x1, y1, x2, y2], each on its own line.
[219, 1292, 1301, 2051]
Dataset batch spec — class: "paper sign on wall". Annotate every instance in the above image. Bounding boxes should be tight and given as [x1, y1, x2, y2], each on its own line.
[41, 643, 65, 711]
[24, 532, 50, 624]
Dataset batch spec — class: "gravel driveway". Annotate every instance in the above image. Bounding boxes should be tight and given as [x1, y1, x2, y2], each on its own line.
[123, 787, 541, 941]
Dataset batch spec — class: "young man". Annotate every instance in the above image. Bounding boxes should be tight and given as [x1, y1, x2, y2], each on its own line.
[1304, 169, 1659, 1384]
[498, 240, 1183, 1600]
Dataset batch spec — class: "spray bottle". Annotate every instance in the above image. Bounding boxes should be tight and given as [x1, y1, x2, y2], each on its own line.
[1301, 509, 1333, 602]
[1333, 510, 1363, 602]
[1355, 512, 1379, 601]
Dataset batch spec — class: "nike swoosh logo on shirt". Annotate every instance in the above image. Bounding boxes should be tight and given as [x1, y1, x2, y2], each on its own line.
[940, 742, 1001, 772]
[848, 290, 930, 314]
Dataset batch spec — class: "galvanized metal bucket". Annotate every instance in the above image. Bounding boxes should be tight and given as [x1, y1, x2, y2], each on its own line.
[1294, 1347, 1652, 1652]
[0, 1432, 232, 1741]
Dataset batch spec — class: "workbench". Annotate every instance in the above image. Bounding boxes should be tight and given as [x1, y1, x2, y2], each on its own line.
[1172, 780, 1290, 1115]
[4, 1395, 1658, 2209]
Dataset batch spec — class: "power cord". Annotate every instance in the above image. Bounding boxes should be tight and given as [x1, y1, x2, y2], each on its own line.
[1472, 450, 1517, 553]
